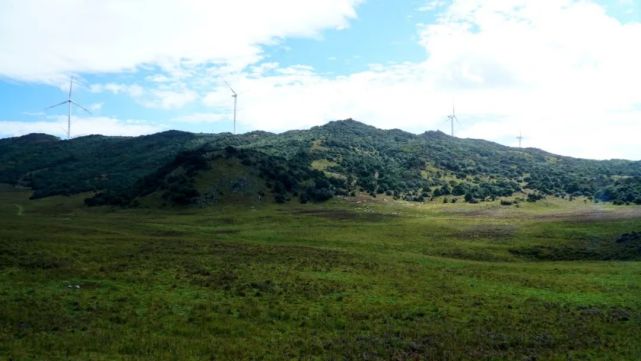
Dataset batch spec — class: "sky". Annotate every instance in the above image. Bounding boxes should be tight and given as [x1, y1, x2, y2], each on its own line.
[1, 0, 640, 160]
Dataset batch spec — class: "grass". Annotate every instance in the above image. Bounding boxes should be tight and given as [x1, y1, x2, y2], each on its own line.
[0, 186, 640, 360]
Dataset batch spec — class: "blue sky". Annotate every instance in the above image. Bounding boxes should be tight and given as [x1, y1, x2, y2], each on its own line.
[265, 0, 430, 74]
[1, 0, 640, 159]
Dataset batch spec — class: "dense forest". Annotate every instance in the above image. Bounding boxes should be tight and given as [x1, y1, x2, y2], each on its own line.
[1, 119, 640, 205]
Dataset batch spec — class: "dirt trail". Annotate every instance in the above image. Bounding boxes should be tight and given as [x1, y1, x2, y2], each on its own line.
[14, 204, 23, 216]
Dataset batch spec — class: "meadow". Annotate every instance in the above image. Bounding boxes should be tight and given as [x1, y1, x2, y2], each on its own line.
[1, 184, 640, 360]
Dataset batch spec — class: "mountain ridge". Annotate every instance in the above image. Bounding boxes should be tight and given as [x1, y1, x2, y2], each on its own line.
[3, 121, 636, 161]
[1, 119, 640, 205]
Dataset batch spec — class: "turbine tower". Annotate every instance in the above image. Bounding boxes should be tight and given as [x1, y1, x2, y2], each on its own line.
[224, 81, 237, 134]
[447, 104, 459, 137]
[45, 78, 91, 139]
[516, 131, 524, 148]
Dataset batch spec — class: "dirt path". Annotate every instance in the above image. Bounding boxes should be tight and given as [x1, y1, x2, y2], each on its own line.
[14, 204, 23, 216]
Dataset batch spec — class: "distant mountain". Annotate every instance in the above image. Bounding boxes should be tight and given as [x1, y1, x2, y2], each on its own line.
[1, 119, 640, 205]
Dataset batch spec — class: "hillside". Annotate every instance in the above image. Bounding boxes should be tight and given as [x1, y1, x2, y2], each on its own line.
[2, 126, 641, 360]
[86, 146, 340, 207]
[1, 119, 640, 205]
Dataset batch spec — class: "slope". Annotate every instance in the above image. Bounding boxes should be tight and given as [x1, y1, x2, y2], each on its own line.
[1, 119, 640, 205]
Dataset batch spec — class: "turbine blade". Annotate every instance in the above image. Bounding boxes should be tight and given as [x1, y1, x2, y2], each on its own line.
[223, 80, 237, 95]
[45, 100, 68, 110]
[71, 101, 92, 114]
[69, 79, 73, 99]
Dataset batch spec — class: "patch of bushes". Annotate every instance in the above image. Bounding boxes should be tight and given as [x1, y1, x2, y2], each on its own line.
[527, 193, 545, 202]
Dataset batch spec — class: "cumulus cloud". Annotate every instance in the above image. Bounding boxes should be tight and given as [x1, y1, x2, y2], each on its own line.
[202, 62, 442, 132]
[173, 113, 228, 124]
[416, 0, 641, 159]
[90, 81, 197, 109]
[90, 83, 144, 97]
[87, 103, 104, 112]
[143, 89, 198, 110]
[0, 0, 362, 82]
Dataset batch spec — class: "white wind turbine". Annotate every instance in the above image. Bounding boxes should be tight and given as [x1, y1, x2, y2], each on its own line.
[224, 81, 237, 134]
[516, 131, 524, 148]
[446, 104, 460, 137]
[45, 78, 91, 139]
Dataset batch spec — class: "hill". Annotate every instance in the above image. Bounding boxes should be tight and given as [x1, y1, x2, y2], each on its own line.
[2, 124, 641, 360]
[1, 119, 640, 205]
[86, 146, 340, 207]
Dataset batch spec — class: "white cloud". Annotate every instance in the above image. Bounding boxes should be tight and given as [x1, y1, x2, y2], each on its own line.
[0, 117, 163, 138]
[87, 102, 104, 112]
[418, 0, 447, 12]
[415, 0, 641, 159]
[144, 89, 198, 110]
[0, 0, 362, 83]
[202, 62, 444, 132]
[173, 113, 228, 123]
[90, 82, 197, 109]
[90, 83, 144, 97]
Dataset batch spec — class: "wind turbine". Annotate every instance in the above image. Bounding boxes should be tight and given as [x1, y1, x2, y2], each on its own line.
[516, 131, 524, 148]
[45, 78, 91, 139]
[224, 81, 237, 134]
[446, 104, 460, 137]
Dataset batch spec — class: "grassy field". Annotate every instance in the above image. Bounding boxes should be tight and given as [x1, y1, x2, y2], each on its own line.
[1, 185, 640, 360]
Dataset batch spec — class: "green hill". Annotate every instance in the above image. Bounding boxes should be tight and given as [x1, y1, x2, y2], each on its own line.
[1, 119, 640, 205]
[86, 146, 340, 207]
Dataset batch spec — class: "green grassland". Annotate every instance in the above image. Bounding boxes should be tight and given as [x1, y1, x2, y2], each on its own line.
[1, 185, 640, 360]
